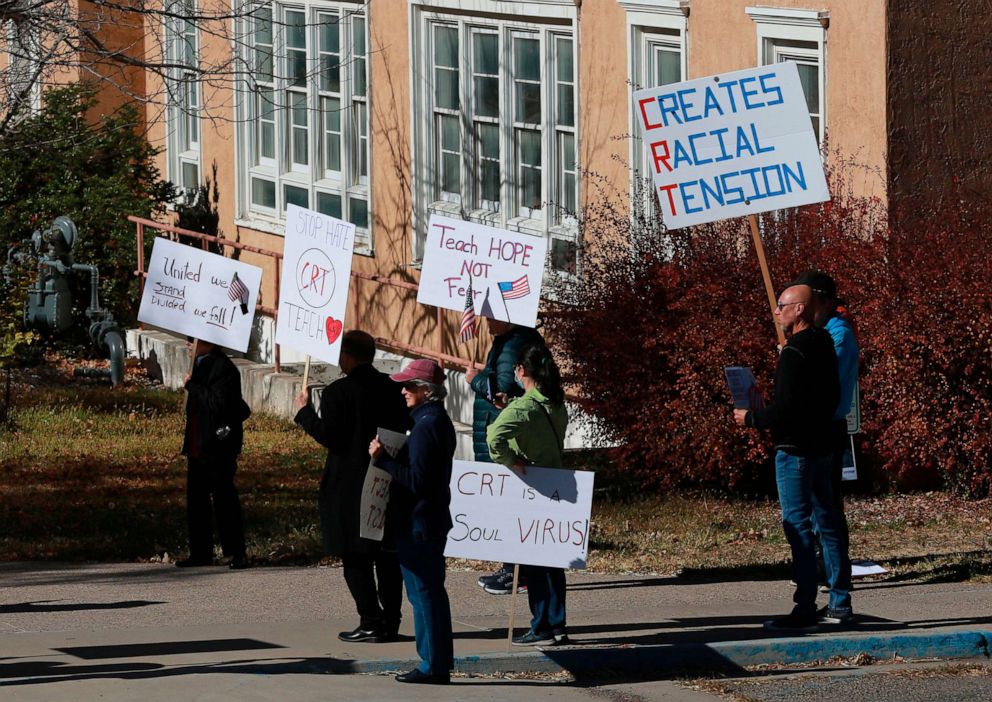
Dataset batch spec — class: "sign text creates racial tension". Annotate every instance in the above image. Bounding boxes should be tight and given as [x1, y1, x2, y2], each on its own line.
[137, 237, 262, 352]
[444, 461, 595, 569]
[276, 205, 356, 365]
[417, 215, 547, 329]
[633, 62, 829, 229]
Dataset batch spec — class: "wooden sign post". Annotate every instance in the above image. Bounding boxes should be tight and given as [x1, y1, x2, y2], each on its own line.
[747, 215, 786, 347]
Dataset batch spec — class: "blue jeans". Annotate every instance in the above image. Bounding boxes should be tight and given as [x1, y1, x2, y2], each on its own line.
[775, 450, 853, 614]
[397, 535, 453, 675]
[520, 565, 566, 634]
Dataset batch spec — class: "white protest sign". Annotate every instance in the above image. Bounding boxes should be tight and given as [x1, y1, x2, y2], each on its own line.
[444, 460, 595, 569]
[359, 428, 408, 541]
[137, 238, 261, 352]
[417, 215, 548, 328]
[633, 61, 830, 229]
[275, 205, 356, 366]
[841, 435, 857, 482]
[846, 382, 861, 434]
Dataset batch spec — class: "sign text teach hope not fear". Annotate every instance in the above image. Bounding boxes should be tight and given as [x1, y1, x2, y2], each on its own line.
[633, 62, 829, 229]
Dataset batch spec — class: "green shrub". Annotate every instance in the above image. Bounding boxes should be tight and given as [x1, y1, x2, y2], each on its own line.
[0, 85, 175, 332]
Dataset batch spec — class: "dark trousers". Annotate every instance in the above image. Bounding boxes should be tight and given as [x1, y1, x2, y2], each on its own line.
[520, 565, 566, 635]
[186, 457, 246, 561]
[342, 550, 403, 633]
[397, 535, 453, 675]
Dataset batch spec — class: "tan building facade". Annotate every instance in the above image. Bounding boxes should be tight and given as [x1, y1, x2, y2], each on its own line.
[140, 0, 988, 362]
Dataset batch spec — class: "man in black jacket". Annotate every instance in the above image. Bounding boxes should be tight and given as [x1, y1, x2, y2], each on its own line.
[180, 339, 250, 570]
[734, 284, 852, 632]
[293, 330, 411, 643]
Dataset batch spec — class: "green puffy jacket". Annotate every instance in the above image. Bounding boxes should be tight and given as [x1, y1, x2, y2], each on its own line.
[486, 387, 568, 469]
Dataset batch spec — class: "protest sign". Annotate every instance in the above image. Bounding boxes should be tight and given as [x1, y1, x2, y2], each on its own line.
[846, 382, 861, 434]
[138, 237, 262, 352]
[632, 61, 829, 230]
[417, 215, 547, 329]
[444, 460, 595, 569]
[841, 435, 857, 482]
[275, 205, 356, 366]
[724, 366, 765, 410]
[359, 428, 408, 541]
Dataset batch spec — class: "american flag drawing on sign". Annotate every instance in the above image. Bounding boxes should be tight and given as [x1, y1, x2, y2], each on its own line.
[459, 279, 477, 343]
[497, 275, 530, 301]
[228, 272, 250, 314]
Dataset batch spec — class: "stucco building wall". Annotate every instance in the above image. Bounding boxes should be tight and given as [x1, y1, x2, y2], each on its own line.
[886, 0, 992, 217]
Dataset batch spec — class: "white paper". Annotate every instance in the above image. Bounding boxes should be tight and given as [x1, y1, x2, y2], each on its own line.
[724, 366, 765, 410]
[416, 215, 548, 329]
[137, 238, 262, 352]
[359, 428, 408, 541]
[632, 62, 830, 229]
[275, 205, 356, 366]
[444, 460, 595, 569]
[851, 561, 888, 578]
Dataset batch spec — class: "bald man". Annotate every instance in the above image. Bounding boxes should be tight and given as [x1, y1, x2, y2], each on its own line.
[734, 284, 852, 632]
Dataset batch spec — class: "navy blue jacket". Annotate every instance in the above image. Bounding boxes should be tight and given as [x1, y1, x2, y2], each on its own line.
[470, 326, 545, 460]
[375, 400, 456, 541]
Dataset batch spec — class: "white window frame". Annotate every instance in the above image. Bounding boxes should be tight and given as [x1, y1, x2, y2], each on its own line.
[235, 1, 373, 253]
[3, 19, 43, 117]
[747, 6, 828, 145]
[164, 0, 202, 198]
[625, 1, 688, 225]
[409, 2, 579, 274]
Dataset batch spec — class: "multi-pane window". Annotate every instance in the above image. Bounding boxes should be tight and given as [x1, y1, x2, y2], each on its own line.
[421, 18, 578, 270]
[766, 40, 822, 143]
[165, 0, 201, 194]
[242, 2, 371, 246]
[747, 7, 827, 146]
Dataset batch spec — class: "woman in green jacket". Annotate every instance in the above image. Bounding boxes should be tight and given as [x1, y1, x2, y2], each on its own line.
[486, 343, 569, 646]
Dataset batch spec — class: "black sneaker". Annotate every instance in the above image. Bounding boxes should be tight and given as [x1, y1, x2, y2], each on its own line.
[511, 630, 555, 646]
[483, 570, 527, 595]
[477, 567, 508, 589]
[552, 630, 570, 645]
[176, 557, 213, 568]
[762, 612, 818, 633]
[817, 607, 855, 625]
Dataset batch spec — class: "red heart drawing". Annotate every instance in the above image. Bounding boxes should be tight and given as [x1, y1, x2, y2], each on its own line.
[325, 316, 343, 345]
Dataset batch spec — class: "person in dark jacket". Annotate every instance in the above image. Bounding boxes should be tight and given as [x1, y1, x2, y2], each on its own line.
[179, 339, 250, 570]
[466, 319, 544, 594]
[734, 284, 852, 632]
[370, 359, 456, 685]
[293, 330, 411, 643]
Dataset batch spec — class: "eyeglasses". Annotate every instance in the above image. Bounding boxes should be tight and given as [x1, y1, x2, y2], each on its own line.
[775, 301, 802, 310]
[402, 382, 421, 391]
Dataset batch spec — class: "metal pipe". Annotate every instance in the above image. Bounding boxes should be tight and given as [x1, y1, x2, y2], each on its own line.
[104, 330, 125, 386]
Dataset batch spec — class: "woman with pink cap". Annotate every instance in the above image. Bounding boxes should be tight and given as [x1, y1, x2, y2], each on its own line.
[369, 358, 456, 685]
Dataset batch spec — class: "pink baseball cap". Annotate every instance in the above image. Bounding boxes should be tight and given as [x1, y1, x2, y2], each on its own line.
[390, 358, 446, 385]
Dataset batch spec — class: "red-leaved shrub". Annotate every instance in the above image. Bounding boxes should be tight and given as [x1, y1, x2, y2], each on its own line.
[546, 168, 992, 495]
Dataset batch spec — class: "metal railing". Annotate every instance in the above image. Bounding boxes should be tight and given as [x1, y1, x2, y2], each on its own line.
[130, 216, 476, 376]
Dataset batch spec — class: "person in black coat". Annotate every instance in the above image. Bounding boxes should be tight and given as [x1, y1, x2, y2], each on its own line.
[179, 339, 251, 569]
[293, 330, 412, 643]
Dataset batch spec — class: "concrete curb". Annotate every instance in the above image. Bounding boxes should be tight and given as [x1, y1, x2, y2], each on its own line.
[325, 630, 991, 677]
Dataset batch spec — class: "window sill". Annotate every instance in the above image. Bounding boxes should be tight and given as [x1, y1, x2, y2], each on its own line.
[235, 215, 286, 237]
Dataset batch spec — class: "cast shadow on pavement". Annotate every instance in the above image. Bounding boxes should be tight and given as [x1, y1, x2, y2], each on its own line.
[0, 600, 163, 614]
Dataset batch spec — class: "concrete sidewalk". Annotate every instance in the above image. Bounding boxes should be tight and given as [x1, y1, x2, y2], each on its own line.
[1, 562, 990, 698]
